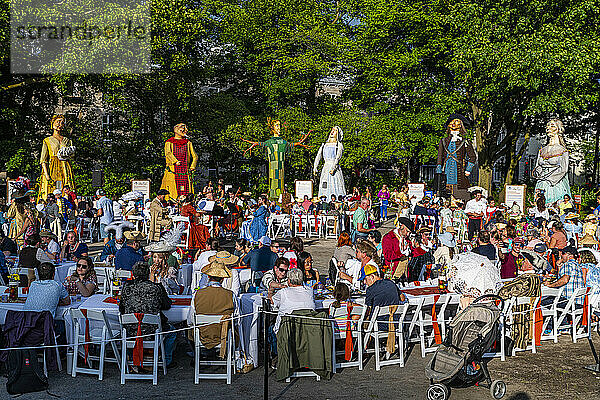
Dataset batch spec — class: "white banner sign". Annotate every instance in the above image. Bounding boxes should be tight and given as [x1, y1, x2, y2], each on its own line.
[295, 180, 313, 200]
[408, 183, 426, 204]
[505, 185, 526, 212]
[131, 180, 151, 203]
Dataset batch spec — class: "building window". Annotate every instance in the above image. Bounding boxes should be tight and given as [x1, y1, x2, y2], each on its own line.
[102, 114, 113, 133]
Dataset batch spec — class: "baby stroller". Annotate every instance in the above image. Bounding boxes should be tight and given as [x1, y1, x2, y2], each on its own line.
[425, 294, 506, 400]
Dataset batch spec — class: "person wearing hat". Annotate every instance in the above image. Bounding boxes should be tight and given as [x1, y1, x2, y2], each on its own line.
[145, 241, 180, 295]
[464, 190, 486, 241]
[194, 251, 241, 296]
[241, 235, 277, 274]
[434, 231, 456, 267]
[95, 189, 114, 245]
[115, 231, 146, 271]
[39, 230, 60, 261]
[580, 234, 599, 248]
[362, 263, 405, 312]
[563, 212, 582, 244]
[382, 216, 414, 280]
[148, 189, 173, 242]
[190, 260, 236, 357]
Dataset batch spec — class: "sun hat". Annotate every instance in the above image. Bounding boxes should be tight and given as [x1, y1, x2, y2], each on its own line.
[564, 212, 579, 221]
[144, 241, 176, 253]
[585, 214, 597, 222]
[39, 230, 57, 240]
[580, 234, 599, 246]
[445, 226, 456, 234]
[438, 232, 456, 248]
[123, 230, 146, 241]
[201, 260, 232, 279]
[208, 251, 239, 265]
[52, 189, 62, 196]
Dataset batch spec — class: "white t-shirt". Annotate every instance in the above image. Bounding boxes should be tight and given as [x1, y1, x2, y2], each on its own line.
[464, 198, 487, 216]
[46, 239, 60, 255]
[193, 250, 217, 272]
[272, 285, 315, 333]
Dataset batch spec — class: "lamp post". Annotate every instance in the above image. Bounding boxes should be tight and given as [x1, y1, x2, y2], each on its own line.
[591, 74, 600, 186]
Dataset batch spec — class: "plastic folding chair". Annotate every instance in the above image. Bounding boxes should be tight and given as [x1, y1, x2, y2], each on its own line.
[363, 304, 409, 370]
[329, 304, 366, 370]
[193, 314, 235, 384]
[119, 313, 167, 385]
[70, 308, 121, 380]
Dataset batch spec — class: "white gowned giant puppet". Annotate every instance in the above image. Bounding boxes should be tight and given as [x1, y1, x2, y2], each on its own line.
[313, 126, 346, 199]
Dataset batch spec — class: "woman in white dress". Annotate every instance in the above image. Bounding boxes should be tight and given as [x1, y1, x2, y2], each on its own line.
[313, 126, 346, 199]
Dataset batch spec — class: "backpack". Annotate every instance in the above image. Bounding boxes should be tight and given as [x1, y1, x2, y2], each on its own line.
[6, 349, 48, 395]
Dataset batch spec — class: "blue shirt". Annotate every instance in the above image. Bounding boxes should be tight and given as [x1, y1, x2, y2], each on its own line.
[242, 247, 278, 272]
[366, 279, 401, 308]
[559, 259, 585, 304]
[24, 280, 69, 318]
[115, 245, 144, 271]
[97, 196, 114, 225]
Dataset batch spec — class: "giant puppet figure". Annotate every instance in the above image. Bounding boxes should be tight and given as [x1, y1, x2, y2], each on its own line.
[313, 126, 346, 198]
[532, 119, 572, 205]
[38, 114, 76, 201]
[160, 123, 198, 201]
[436, 114, 477, 200]
[242, 119, 310, 199]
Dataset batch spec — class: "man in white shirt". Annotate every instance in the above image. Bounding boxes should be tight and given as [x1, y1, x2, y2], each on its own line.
[39, 230, 60, 261]
[272, 268, 315, 334]
[464, 190, 487, 241]
[193, 237, 220, 272]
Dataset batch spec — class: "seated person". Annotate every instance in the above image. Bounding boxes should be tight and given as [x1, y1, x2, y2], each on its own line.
[362, 263, 405, 309]
[18, 233, 42, 286]
[119, 262, 176, 369]
[39, 230, 61, 262]
[0, 231, 18, 256]
[241, 236, 277, 273]
[472, 231, 497, 261]
[338, 240, 379, 290]
[333, 232, 356, 266]
[329, 282, 361, 331]
[193, 237, 219, 272]
[189, 260, 236, 357]
[149, 252, 180, 295]
[261, 257, 289, 297]
[60, 230, 89, 261]
[24, 262, 71, 318]
[115, 231, 146, 271]
[100, 235, 127, 263]
[272, 268, 315, 334]
[297, 251, 319, 287]
[543, 246, 585, 302]
[64, 256, 97, 297]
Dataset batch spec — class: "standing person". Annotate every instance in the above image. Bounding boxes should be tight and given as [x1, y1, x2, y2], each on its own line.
[96, 189, 114, 245]
[377, 185, 391, 221]
[278, 187, 293, 214]
[45, 196, 62, 241]
[112, 197, 123, 221]
[352, 198, 373, 243]
[464, 190, 486, 241]
[249, 195, 269, 243]
[148, 189, 172, 242]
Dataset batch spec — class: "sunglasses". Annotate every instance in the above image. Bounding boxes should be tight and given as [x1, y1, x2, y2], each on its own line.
[277, 267, 288, 273]
[76, 263, 89, 269]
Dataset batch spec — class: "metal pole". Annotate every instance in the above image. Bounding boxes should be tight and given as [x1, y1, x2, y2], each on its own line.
[594, 110, 600, 185]
[262, 297, 269, 400]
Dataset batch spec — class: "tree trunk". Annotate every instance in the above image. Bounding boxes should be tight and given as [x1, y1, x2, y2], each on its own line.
[471, 102, 493, 194]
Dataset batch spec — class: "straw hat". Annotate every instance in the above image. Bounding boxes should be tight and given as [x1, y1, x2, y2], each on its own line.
[438, 232, 456, 248]
[208, 251, 239, 265]
[417, 226, 432, 235]
[585, 214, 597, 222]
[580, 234, 599, 246]
[123, 230, 146, 241]
[445, 226, 456, 234]
[39, 230, 57, 240]
[564, 212, 579, 221]
[201, 260, 232, 278]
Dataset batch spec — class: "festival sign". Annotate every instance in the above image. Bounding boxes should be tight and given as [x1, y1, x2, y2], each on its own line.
[408, 183, 426, 204]
[131, 179, 151, 203]
[295, 180, 313, 200]
[505, 184, 526, 212]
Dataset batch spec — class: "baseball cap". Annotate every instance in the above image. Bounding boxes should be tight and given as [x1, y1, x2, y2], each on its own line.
[96, 189, 105, 197]
[359, 263, 378, 280]
[258, 235, 272, 246]
[559, 246, 578, 256]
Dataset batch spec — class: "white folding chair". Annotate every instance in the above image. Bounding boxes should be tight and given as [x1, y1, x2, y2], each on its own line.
[329, 304, 366, 370]
[119, 313, 167, 385]
[324, 215, 338, 239]
[193, 314, 235, 384]
[554, 287, 590, 343]
[505, 296, 539, 356]
[539, 287, 565, 343]
[307, 215, 322, 238]
[293, 215, 308, 238]
[363, 304, 409, 370]
[272, 215, 292, 238]
[110, 269, 132, 293]
[95, 266, 115, 295]
[418, 294, 453, 357]
[70, 309, 121, 380]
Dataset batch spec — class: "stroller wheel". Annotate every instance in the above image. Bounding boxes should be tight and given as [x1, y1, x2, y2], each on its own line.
[427, 383, 449, 400]
[490, 380, 506, 399]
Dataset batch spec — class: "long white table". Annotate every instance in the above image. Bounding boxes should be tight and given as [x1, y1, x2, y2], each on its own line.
[78, 294, 191, 323]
